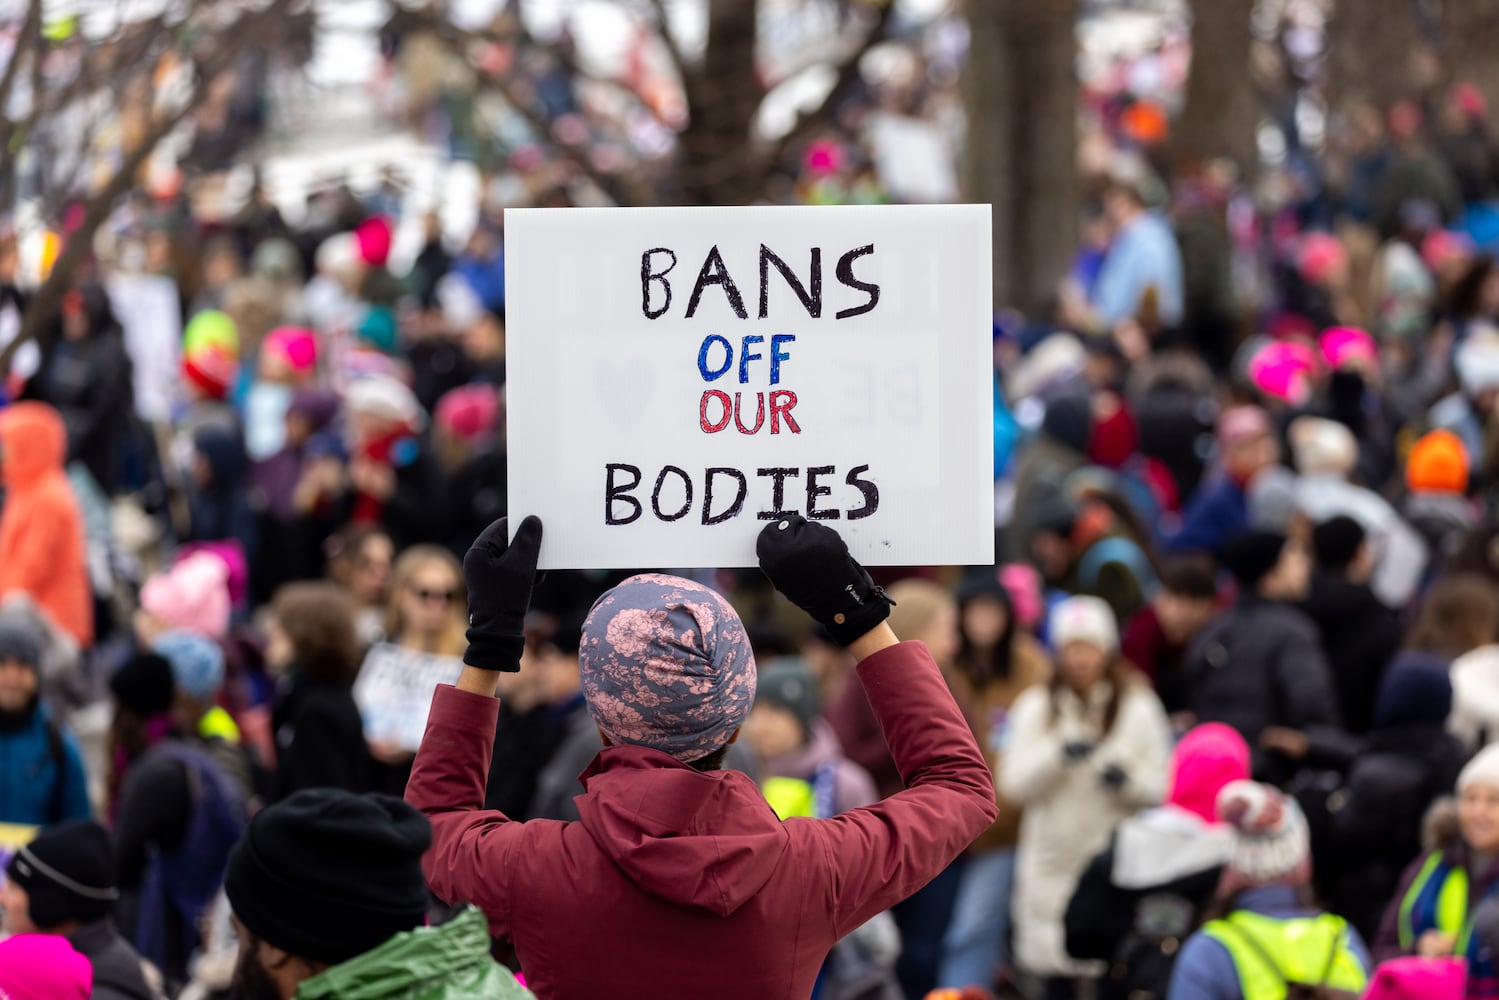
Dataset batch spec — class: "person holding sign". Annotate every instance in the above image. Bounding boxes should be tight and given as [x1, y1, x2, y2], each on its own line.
[405, 515, 998, 999]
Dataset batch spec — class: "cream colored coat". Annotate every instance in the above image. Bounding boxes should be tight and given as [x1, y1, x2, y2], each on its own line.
[999, 677, 1171, 978]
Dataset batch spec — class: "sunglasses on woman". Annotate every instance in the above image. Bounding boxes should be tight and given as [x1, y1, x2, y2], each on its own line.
[409, 586, 457, 605]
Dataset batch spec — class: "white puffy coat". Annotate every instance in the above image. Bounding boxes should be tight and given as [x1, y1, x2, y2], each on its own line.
[1000, 676, 1171, 978]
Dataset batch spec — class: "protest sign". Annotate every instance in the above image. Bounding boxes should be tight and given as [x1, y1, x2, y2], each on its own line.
[353, 643, 465, 752]
[505, 204, 994, 569]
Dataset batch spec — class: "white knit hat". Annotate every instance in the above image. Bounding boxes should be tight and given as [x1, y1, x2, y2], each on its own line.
[1050, 595, 1118, 653]
[1216, 780, 1312, 895]
[1289, 416, 1358, 477]
[1459, 744, 1499, 794]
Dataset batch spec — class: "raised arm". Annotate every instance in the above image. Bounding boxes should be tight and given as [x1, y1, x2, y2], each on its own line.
[405, 516, 542, 934]
[756, 517, 998, 936]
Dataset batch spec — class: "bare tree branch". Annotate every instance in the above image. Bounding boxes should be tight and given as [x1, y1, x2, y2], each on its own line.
[0, 0, 42, 146]
[1, 0, 300, 373]
[415, 5, 657, 206]
[754, 0, 894, 181]
[645, 0, 693, 91]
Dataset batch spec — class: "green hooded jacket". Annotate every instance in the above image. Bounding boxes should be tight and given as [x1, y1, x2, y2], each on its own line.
[294, 907, 534, 1000]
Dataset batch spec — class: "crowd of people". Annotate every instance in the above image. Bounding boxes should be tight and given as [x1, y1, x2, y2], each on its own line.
[5, 8, 1499, 997]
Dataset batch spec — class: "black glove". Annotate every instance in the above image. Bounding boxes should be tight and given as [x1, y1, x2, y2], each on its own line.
[1063, 741, 1095, 762]
[461, 515, 543, 672]
[756, 515, 892, 646]
[1100, 764, 1128, 789]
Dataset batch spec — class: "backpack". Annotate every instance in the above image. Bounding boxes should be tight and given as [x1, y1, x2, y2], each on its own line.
[1104, 891, 1199, 1000]
[134, 743, 246, 979]
[1217, 917, 1362, 1000]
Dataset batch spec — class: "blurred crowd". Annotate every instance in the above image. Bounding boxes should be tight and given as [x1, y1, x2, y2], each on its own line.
[8, 4, 1499, 1000]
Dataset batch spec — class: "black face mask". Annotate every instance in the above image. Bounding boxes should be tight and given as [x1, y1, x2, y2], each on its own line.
[231, 941, 286, 1000]
[0, 693, 38, 734]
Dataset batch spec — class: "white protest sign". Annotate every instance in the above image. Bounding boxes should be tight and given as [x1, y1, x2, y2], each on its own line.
[505, 204, 994, 569]
[353, 643, 465, 752]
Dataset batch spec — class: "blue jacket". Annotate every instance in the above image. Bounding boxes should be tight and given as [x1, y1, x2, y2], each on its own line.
[1164, 476, 1248, 555]
[1166, 886, 1371, 1000]
[0, 703, 91, 826]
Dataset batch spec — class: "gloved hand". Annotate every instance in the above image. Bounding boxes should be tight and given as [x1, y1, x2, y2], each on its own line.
[1100, 764, 1128, 789]
[1063, 741, 1095, 762]
[756, 515, 892, 646]
[461, 515, 543, 672]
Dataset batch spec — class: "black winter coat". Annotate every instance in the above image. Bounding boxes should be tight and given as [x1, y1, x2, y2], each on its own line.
[272, 671, 373, 799]
[1185, 597, 1342, 783]
[1066, 809, 1231, 1000]
[1321, 723, 1468, 941]
[67, 919, 158, 1000]
[442, 447, 506, 560]
[1301, 575, 1402, 735]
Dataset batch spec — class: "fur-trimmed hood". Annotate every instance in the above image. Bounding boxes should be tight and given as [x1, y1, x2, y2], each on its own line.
[1424, 797, 1462, 856]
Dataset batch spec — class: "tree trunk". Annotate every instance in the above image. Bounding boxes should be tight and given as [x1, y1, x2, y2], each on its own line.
[1326, 0, 1426, 115]
[678, 0, 762, 205]
[963, 0, 1078, 313]
[1174, 0, 1257, 177]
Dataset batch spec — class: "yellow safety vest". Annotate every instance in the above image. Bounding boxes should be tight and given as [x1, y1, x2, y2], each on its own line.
[1202, 911, 1368, 1000]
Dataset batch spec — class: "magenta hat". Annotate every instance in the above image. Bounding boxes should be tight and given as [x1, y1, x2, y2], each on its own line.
[1247, 341, 1318, 405]
[355, 216, 393, 267]
[1319, 326, 1377, 372]
[262, 326, 319, 376]
[1363, 957, 1465, 1000]
[0, 934, 92, 1000]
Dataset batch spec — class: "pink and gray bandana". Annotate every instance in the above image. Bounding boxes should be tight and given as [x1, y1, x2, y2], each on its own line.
[580, 574, 756, 763]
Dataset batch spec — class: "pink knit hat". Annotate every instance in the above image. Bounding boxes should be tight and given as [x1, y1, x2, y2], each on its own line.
[140, 551, 232, 640]
[1318, 326, 1377, 372]
[1363, 957, 1465, 1000]
[1298, 232, 1347, 286]
[0, 934, 93, 1000]
[997, 563, 1043, 632]
[1167, 724, 1251, 823]
[262, 326, 319, 377]
[355, 216, 393, 268]
[434, 384, 501, 442]
[1247, 341, 1319, 405]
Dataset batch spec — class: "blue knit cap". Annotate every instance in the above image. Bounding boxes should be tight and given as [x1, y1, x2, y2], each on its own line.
[153, 630, 225, 703]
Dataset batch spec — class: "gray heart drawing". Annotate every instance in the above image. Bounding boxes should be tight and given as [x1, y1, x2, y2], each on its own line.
[592, 359, 656, 429]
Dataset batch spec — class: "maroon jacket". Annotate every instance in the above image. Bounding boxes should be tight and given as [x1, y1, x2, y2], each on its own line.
[406, 640, 997, 999]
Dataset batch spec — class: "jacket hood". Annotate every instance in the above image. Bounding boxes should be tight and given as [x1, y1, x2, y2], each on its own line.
[1424, 796, 1462, 856]
[575, 745, 789, 917]
[1167, 723, 1252, 822]
[0, 403, 66, 490]
[295, 907, 532, 999]
[1302, 574, 1385, 629]
[1111, 806, 1236, 890]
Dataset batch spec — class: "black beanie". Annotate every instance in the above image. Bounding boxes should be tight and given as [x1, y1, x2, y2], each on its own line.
[1219, 530, 1288, 589]
[1313, 515, 1366, 572]
[224, 789, 432, 964]
[5, 821, 118, 928]
[0, 619, 41, 670]
[108, 653, 176, 717]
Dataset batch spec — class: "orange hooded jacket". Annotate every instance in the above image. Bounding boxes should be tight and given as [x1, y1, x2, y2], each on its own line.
[0, 403, 92, 646]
